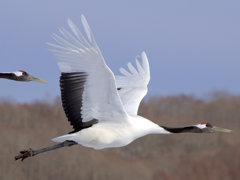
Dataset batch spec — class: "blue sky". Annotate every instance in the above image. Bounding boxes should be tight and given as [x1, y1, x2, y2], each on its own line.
[0, 0, 240, 102]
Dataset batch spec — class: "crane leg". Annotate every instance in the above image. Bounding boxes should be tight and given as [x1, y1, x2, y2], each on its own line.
[14, 140, 77, 161]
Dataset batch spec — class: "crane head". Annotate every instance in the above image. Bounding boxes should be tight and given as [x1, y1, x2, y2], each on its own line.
[195, 122, 232, 133]
[15, 70, 48, 84]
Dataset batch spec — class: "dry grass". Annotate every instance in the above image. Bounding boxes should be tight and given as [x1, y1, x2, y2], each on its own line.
[0, 93, 239, 180]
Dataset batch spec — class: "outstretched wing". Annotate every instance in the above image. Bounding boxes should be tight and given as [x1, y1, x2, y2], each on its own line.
[115, 52, 150, 116]
[48, 15, 128, 132]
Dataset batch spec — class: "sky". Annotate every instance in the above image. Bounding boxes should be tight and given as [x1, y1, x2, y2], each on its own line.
[0, 0, 240, 103]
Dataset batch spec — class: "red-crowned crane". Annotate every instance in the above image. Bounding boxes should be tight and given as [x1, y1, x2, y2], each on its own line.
[15, 15, 231, 161]
[0, 70, 47, 84]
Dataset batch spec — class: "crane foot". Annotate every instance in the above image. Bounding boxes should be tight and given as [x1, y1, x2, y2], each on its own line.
[15, 148, 33, 161]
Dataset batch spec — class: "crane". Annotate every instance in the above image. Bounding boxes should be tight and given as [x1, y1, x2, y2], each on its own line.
[15, 15, 231, 161]
[0, 70, 47, 84]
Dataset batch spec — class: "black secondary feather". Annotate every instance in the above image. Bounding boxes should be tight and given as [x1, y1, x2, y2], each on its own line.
[60, 72, 98, 133]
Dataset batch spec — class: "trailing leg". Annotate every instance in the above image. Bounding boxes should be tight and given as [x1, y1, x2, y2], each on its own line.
[15, 140, 77, 161]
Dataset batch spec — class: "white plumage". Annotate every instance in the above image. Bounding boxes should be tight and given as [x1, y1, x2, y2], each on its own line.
[116, 52, 150, 115]
[48, 15, 163, 149]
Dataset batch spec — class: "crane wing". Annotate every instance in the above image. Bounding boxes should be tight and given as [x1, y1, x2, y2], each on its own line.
[48, 15, 128, 132]
[115, 52, 150, 115]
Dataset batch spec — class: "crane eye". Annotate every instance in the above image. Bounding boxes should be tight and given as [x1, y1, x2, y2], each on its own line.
[206, 123, 213, 128]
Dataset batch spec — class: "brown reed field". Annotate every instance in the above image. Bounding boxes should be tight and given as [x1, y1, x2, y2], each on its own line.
[0, 92, 239, 180]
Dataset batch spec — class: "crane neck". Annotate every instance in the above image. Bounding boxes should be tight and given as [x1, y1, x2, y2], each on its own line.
[159, 125, 202, 133]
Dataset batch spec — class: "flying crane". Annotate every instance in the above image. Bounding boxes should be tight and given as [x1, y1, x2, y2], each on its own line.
[15, 15, 231, 161]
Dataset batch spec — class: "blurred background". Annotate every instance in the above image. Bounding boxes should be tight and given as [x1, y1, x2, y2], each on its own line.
[0, 0, 239, 179]
[1, 0, 240, 102]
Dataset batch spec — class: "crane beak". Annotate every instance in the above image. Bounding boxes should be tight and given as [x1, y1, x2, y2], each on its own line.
[211, 126, 232, 133]
[30, 76, 48, 84]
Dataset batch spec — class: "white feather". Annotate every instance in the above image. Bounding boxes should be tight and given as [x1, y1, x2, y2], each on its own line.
[116, 51, 150, 115]
[48, 15, 128, 123]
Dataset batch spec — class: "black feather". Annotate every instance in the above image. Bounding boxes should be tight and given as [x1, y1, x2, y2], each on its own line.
[60, 72, 98, 133]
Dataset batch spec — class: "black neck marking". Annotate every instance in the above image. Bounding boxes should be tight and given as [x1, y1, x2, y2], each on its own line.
[161, 126, 203, 133]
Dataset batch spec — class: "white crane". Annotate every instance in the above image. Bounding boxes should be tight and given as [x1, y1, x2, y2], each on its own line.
[15, 15, 231, 161]
[0, 70, 47, 84]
